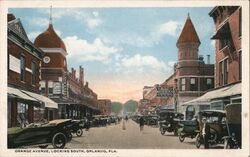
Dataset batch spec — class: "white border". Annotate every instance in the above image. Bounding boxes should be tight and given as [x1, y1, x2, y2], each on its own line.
[0, 1, 249, 157]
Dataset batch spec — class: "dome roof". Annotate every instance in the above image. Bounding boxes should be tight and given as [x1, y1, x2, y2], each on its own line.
[34, 24, 66, 51]
[177, 15, 200, 45]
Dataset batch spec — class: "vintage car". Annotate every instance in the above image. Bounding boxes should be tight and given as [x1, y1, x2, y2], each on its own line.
[223, 103, 241, 149]
[158, 110, 184, 135]
[178, 118, 199, 142]
[146, 114, 158, 126]
[195, 110, 227, 148]
[8, 119, 72, 149]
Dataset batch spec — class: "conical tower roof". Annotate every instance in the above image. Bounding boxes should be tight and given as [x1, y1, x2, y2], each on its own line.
[177, 14, 200, 45]
[34, 24, 66, 51]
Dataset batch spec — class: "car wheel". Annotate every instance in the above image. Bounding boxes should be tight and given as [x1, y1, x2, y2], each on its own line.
[52, 132, 67, 149]
[195, 134, 202, 149]
[160, 127, 165, 135]
[38, 145, 48, 149]
[179, 134, 185, 143]
[76, 129, 83, 137]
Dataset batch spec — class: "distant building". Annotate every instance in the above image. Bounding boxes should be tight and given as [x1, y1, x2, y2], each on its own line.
[184, 6, 241, 113]
[7, 14, 57, 127]
[98, 99, 112, 115]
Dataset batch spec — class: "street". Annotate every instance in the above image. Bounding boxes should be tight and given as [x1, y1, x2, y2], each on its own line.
[66, 120, 197, 149]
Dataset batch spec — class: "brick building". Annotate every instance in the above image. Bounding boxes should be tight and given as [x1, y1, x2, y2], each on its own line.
[139, 15, 214, 117]
[34, 19, 100, 120]
[7, 14, 57, 127]
[98, 99, 112, 115]
[184, 6, 241, 113]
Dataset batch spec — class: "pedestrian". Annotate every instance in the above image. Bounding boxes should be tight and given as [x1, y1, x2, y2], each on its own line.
[139, 116, 145, 132]
[125, 116, 128, 122]
[202, 118, 210, 149]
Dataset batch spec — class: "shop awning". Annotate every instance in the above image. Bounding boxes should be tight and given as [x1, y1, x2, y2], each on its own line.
[21, 90, 58, 109]
[183, 82, 241, 106]
[211, 18, 230, 39]
[8, 87, 37, 102]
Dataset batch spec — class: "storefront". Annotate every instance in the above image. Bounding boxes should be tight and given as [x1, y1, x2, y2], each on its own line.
[182, 82, 241, 118]
[8, 86, 58, 127]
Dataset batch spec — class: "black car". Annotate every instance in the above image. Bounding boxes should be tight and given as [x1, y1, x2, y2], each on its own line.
[158, 110, 184, 135]
[8, 119, 72, 149]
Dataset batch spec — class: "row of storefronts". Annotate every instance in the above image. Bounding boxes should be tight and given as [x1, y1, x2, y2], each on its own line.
[7, 13, 110, 128]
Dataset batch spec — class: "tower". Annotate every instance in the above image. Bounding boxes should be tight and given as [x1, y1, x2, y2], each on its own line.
[176, 14, 201, 77]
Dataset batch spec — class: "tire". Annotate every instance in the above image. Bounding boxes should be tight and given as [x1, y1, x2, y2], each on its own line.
[179, 134, 185, 143]
[160, 127, 165, 135]
[76, 129, 83, 137]
[224, 139, 230, 149]
[52, 132, 67, 149]
[195, 134, 202, 149]
[209, 128, 217, 143]
[38, 145, 48, 149]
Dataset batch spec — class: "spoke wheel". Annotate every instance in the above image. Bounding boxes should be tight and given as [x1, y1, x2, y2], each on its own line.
[179, 133, 185, 142]
[52, 133, 66, 149]
[195, 134, 202, 149]
[76, 129, 83, 137]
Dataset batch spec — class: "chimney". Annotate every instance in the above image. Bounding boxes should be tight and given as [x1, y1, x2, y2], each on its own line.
[79, 66, 84, 86]
[207, 54, 210, 64]
[85, 82, 89, 88]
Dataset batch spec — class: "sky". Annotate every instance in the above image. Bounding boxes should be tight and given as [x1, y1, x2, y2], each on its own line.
[9, 7, 215, 103]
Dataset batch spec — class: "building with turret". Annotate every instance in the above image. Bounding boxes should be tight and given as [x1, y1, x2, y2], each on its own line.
[174, 14, 214, 116]
[34, 14, 100, 120]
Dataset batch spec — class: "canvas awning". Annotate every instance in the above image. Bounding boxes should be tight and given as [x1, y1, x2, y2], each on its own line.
[183, 82, 241, 106]
[21, 90, 58, 109]
[8, 86, 37, 102]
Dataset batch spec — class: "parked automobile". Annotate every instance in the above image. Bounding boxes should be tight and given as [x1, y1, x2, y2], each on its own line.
[223, 103, 241, 149]
[158, 110, 184, 135]
[8, 119, 72, 149]
[69, 120, 83, 137]
[178, 118, 199, 142]
[146, 114, 158, 126]
[195, 110, 227, 148]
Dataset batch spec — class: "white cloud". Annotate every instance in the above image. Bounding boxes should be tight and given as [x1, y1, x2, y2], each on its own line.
[86, 19, 102, 29]
[211, 40, 215, 47]
[27, 31, 40, 42]
[121, 54, 168, 71]
[40, 9, 102, 29]
[28, 17, 49, 28]
[63, 36, 120, 62]
[100, 20, 181, 48]
[93, 11, 99, 17]
[167, 61, 176, 67]
[157, 21, 181, 37]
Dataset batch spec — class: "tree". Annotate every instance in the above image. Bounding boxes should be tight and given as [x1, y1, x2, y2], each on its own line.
[111, 102, 123, 114]
[124, 100, 138, 113]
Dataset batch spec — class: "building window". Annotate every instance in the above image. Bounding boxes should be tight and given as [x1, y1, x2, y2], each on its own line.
[219, 38, 229, 50]
[31, 62, 36, 85]
[190, 78, 197, 91]
[224, 58, 228, 85]
[239, 51, 242, 80]
[219, 61, 223, 86]
[20, 56, 25, 81]
[40, 81, 46, 94]
[239, 7, 242, 37]
[48, 81, 53, 95]
[207, 78, 212, 89]
[17, 103, 28, 127]
[181, 78, 185, 91]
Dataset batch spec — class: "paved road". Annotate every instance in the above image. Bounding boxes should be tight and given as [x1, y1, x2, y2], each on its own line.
[66, 120, 197, 149]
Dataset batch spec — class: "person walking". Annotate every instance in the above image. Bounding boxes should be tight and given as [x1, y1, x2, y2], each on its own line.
[139, 116, 145, 132]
